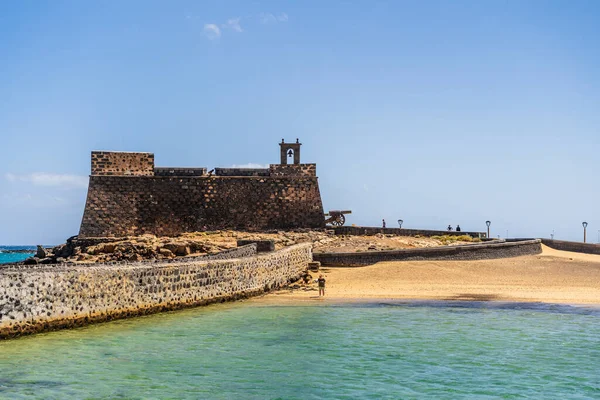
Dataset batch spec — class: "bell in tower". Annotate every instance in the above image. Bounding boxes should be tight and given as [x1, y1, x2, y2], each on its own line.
[279, 139, 302, 165]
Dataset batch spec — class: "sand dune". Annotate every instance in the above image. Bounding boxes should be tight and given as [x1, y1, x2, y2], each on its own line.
[264, 245, 600, 305]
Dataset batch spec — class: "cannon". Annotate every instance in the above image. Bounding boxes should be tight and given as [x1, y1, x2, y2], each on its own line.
[324, 210, 352, 227]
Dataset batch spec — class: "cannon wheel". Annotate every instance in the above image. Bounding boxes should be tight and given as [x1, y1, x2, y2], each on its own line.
[331, 214, 346, 226]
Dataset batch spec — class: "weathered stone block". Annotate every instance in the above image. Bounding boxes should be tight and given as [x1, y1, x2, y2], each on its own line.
[308, 261, 321, 271]
[237, 240, 275, 252]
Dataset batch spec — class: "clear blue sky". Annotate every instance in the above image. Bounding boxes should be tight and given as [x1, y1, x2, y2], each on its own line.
[1, 0, 599, 245]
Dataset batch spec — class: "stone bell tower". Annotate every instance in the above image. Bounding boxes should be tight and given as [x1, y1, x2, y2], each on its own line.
[279, 139, 302, 165]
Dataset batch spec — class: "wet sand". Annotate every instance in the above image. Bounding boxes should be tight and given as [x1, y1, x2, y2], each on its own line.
[260, 245, 600, 305]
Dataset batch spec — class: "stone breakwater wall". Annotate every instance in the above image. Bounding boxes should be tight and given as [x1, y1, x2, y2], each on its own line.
[0, 243, 312, 339]
[334, 226, 487, 239]
[541, 239, 600, 255]
[179, 244, 258, 261]
[314, 239, 542, 267]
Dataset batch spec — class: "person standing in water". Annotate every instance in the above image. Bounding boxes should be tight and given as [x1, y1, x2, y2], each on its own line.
[318, 274, 326, 297]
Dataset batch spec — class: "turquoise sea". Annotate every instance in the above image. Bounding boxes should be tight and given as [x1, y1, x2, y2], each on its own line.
[0, 246, 35, 264]
[0, 301, 598, 399]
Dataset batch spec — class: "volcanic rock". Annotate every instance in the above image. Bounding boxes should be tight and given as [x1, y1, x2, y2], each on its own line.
[35, 245, 46, 258]
[23, 257, 39, 265]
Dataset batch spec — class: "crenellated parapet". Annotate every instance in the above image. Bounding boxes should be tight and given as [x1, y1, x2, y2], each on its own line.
[154, 167, 207, 177]
[269, 164, 316, 177]
[91, 151, 154, 176]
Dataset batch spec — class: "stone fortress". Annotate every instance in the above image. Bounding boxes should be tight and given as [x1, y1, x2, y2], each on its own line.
[79, 140, 325, 238]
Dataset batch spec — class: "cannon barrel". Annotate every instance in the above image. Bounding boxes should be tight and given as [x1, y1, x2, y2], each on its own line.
[325, 210, 352, 216]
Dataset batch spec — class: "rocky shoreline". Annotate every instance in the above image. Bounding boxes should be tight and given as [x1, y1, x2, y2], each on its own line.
[16, 230, 478, 266]
[17, 230, 327, 266]
[20, 235, 235, 265]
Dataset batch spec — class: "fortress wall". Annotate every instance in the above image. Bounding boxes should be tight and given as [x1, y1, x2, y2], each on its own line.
[79, 175, 325, 237]
[269, 164, 316, 177]
[0, 243, 312, 339]
[91, 151, 154, 176]
[314, 239, 542, 267]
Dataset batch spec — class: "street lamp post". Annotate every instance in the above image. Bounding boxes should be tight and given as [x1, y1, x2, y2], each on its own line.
[582, 222, 588, 243]
[485, 221, 491, 238]
[398, 219, 403, 229]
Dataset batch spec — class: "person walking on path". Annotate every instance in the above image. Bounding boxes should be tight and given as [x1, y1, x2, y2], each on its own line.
[318, 274, 326, 297]
[382, 219, 386, 228]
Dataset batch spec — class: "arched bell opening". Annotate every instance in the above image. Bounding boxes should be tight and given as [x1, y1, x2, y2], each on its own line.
[279, 139, 302, 164]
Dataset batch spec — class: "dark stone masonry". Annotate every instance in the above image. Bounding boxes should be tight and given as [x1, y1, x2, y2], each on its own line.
[80, 140, 325, 237]
[334, 226, 487, 239]
[91, 151, 155, 176]
[314, 239, 543, 267]
[541, 239, 600, 255]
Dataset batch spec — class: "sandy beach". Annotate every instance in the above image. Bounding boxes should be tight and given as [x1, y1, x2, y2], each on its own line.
[262, 245, 600, 305]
